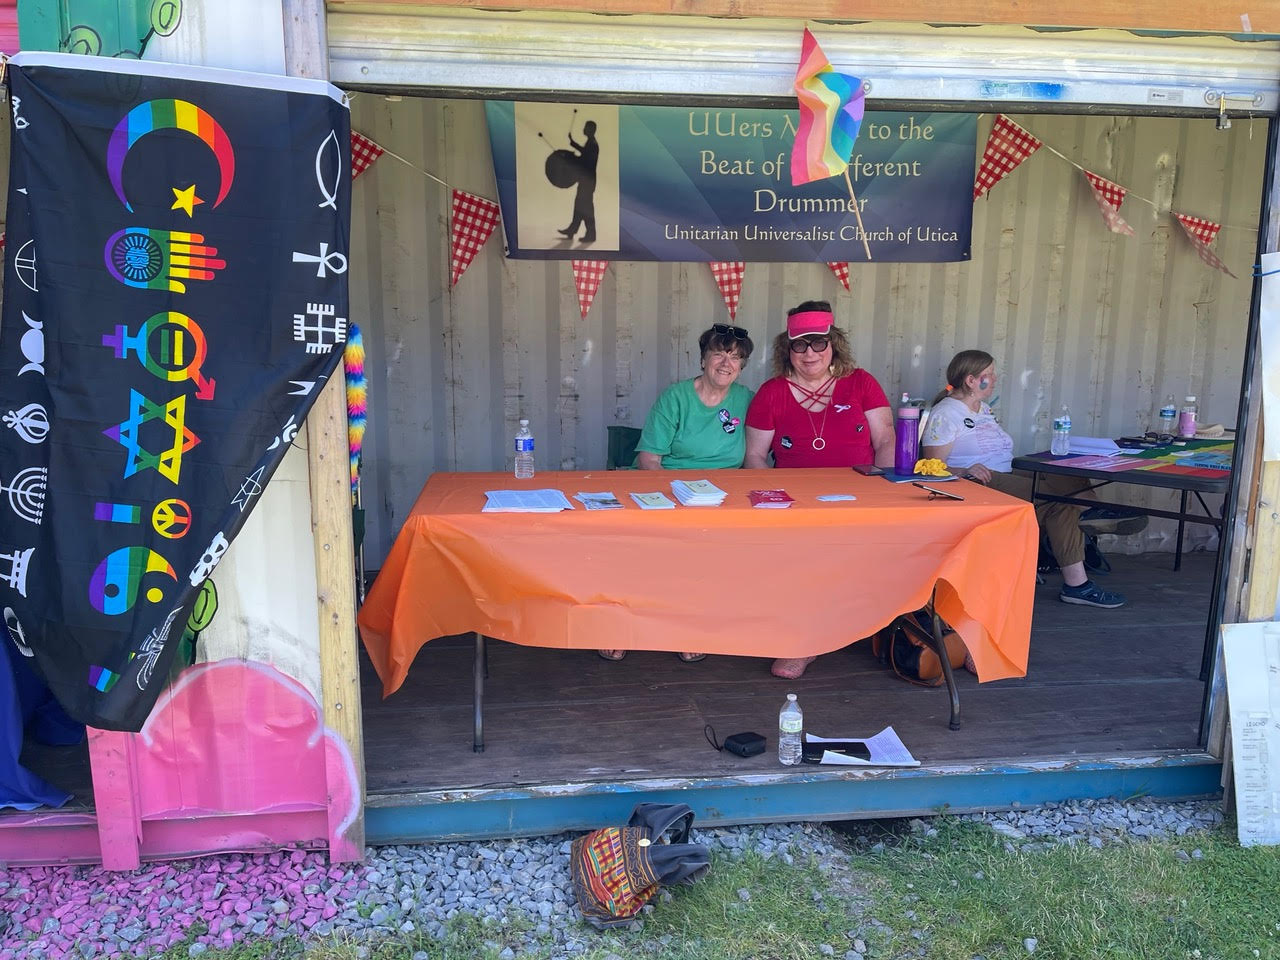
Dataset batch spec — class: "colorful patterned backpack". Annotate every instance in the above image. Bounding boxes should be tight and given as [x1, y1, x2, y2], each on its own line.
[570, 802, 710, 929]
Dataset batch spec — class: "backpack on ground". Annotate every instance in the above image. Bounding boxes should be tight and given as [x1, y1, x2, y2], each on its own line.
[570, 802, 710, 929]
[871, 610, 968, 687]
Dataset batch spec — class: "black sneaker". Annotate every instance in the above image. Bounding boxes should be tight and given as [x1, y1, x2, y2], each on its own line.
[1059, 580, 1126, 608]
[1079, 506, 1149, 536]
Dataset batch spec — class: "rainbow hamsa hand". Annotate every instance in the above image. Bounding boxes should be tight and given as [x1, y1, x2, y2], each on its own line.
[104, 227, 226, 294]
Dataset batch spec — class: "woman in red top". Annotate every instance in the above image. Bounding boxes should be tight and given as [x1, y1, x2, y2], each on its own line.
[745, 300, 894, 678]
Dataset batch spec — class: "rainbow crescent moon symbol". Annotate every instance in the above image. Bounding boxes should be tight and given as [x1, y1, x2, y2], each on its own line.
[107, 99, 235, 212]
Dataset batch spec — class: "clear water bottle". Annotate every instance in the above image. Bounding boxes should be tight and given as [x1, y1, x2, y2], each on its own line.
[514, 419, 535, 479]
[778, 693, 803, 766]
[1178, 396, 1198, 438]
[1050, 405, 1072, 456]
[1158, 394, 1177, 435]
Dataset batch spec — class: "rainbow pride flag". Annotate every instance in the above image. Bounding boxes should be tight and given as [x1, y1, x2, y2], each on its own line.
[790, 28, 865, 186]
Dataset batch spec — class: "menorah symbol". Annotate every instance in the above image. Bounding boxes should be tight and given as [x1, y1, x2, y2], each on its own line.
[0, 546, 34, 597]
[0, 467, 47, 525]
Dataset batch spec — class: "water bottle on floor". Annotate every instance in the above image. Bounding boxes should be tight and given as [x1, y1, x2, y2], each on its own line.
[1157, 394, 1177, 435]
[778, 693, 803, 766]
[1050, 405, 1072, 456]
[514, 419, 535, 479]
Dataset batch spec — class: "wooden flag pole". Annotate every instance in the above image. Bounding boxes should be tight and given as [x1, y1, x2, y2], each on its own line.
[842, 168, 873, 261]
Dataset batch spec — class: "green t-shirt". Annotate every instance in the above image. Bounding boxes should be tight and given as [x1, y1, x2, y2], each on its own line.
[634, 378, 754, 470]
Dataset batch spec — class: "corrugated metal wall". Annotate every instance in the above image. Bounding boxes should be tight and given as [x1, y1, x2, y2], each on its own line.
[349, 99, 1267, 567]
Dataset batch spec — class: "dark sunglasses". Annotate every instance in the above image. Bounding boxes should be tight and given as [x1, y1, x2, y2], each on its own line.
[790, 337, 830, 354]
[712, 323, 750, 341]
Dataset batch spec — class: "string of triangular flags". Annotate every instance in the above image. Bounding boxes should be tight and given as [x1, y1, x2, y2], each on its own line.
[973, 114, 1238, 278]
[347, 130, 856, 320]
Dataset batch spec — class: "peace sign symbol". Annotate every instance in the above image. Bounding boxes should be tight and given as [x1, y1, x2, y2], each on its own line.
[152, 498, 192, 539]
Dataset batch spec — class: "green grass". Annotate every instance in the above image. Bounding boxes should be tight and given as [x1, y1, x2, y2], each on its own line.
[154, 819, 1280, 960]
[859, 818, 1280, 960]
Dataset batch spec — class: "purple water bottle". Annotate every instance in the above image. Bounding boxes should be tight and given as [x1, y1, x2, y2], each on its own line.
[895, 400, 920, 475]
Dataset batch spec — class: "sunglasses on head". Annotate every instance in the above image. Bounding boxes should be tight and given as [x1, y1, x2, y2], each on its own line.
[713, 323, 750, 341]
[790, 337, 830, 354]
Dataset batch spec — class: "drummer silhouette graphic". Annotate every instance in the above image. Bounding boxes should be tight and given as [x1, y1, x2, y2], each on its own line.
[551, 119, 598, 243]
[513, 102, 617, 252]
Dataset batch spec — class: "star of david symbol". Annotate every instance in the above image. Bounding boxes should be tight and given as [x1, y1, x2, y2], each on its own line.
[103, 389, 200, 484]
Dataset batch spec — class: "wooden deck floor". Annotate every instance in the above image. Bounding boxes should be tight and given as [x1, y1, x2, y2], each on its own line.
[18, 550, 1215, 807]
[361, 551, 1214, 795]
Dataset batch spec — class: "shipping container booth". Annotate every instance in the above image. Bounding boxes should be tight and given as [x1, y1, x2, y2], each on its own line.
[6, 4, 1280, 864]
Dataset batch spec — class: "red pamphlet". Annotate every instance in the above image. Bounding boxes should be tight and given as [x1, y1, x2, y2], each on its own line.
[748, 489, 795, 508]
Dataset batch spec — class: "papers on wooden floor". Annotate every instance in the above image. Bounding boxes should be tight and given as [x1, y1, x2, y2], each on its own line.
[482, 489, 575, 512]
[804, 727, 919, 767]
[670, 478, 727, 505]
[631, 491, 677, 510]
[574, 491, 625, 510]
[1067, 435, 1121, 456]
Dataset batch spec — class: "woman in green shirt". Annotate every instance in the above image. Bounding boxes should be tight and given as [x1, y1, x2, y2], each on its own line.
[633, 324, 755, 471]
[600, 324, 755, 663]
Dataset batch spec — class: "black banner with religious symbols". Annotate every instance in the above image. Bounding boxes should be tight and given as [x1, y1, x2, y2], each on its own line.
[0, 53, 352, 730]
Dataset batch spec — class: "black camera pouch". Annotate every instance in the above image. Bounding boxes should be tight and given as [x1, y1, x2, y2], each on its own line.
[705, 725, 766, 758]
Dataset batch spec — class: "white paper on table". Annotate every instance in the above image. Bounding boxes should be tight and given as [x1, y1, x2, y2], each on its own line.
[482, 489, 575, 512]
[1067, 436, 1121, 456]
[1261, 251, 1280, 461]
[804, 726, 920, 767]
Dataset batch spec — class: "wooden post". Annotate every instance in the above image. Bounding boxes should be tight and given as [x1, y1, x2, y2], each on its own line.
[283, 0, 367, 860]
[86, 729, 143, 870]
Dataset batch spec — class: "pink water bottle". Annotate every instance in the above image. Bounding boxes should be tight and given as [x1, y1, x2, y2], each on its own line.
[895, 401, 920, 474]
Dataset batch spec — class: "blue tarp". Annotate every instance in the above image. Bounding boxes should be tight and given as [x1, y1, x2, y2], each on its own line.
[1, 639, 79, 810]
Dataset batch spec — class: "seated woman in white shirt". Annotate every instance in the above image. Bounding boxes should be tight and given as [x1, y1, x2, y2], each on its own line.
[920, 350, 1125, 609]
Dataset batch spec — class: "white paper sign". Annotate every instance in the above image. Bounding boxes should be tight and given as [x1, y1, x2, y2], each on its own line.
[1259, 251, 1280, 462]
[1221, 621, 1280, 845]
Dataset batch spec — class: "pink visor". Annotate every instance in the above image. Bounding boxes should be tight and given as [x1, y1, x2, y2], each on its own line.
[786, 310, 834, 339]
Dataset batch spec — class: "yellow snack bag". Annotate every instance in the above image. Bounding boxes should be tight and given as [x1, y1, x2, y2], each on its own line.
[913, 458, 951, 477]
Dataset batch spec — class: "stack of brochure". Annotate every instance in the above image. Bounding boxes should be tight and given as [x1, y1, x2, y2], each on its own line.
[574, 491, 625, 510]
[482, 489, 575, 512]
[670, 478, 728, 506]
[631, 491, 676, 510]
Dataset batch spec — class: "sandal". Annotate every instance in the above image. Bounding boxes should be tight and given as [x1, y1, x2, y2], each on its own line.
[597, 649, 627, 661]
[770, 656, 817, 679]
[676, 652, 706, 663]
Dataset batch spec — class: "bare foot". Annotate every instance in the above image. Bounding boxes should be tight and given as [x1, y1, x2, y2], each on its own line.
[770, 656, 817, 679]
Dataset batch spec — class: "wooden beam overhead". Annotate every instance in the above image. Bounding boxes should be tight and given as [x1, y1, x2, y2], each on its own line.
[327, 0, 1277, 36]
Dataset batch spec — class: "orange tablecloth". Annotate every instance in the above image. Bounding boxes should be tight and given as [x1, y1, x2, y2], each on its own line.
[358, 469, 1038, 697]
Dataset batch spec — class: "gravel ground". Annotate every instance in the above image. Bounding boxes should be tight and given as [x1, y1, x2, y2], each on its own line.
[0, 797, 1226, 960]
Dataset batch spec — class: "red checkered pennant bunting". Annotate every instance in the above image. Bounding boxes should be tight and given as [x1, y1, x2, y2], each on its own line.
[1082, 170, 1134, 237]
[1174, 213, 1237, 279]
[571, 260, 609, 319]
[350, 131, 385, 181]
[826, 261, 851, 291]
[449, 189, 502, 287]
[709, 261, 746, 320]
[1173, 212, 1222, 247]
[972, 115, 1043, 200]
